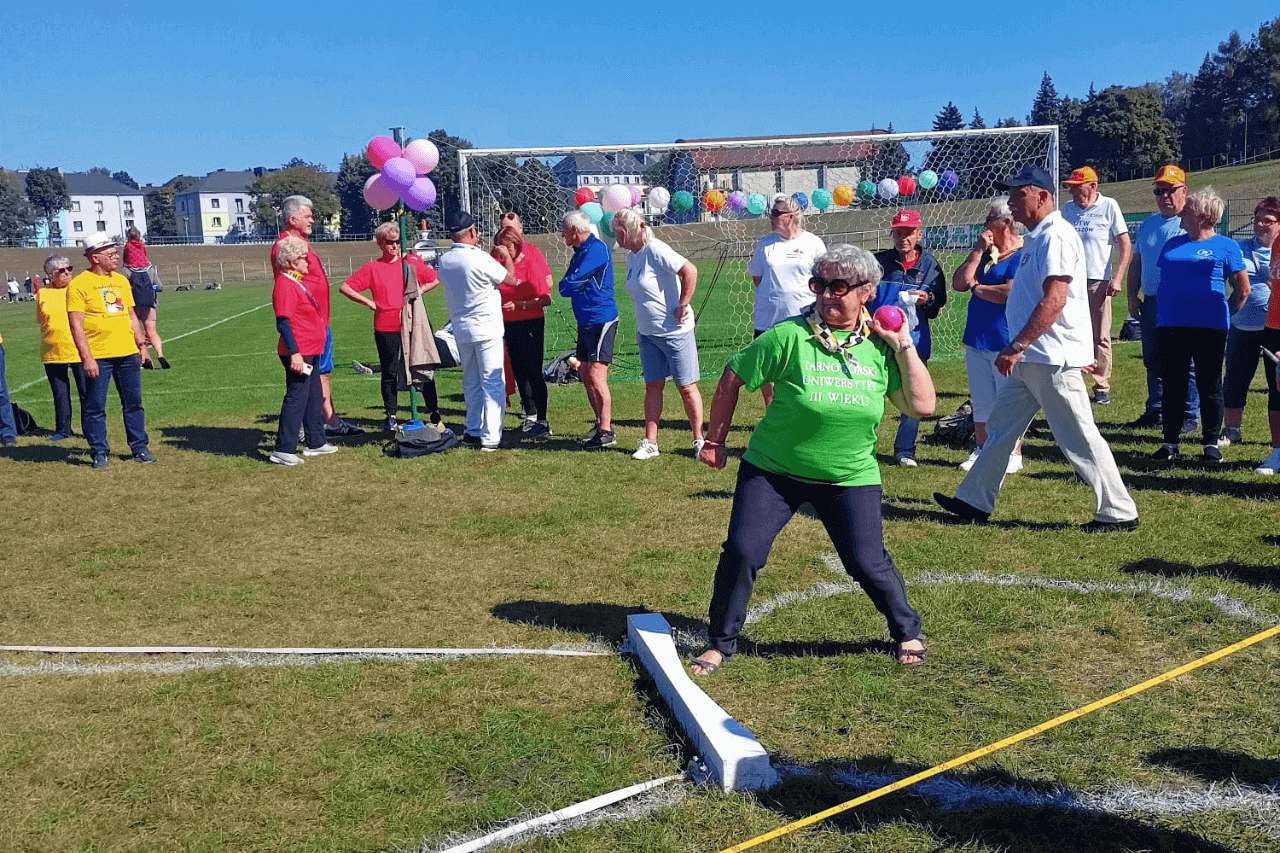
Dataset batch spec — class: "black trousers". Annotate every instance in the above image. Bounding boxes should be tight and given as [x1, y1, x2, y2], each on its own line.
[1155, 326, 1226, 446]
[374, 330, 438, 418]
[45, 361, 87, 436]
[504, 316, 548, 420]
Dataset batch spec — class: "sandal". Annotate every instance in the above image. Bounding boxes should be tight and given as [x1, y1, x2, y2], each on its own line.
[897, 638, 928, 666]
[688, 648, 726, 677]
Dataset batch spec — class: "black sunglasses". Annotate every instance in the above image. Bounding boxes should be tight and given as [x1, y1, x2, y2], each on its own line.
[809, 276, 861, 297]
[55, 266, 73, 274]
[769, 209, 789, 217]
[1153, 186, 1183, 197]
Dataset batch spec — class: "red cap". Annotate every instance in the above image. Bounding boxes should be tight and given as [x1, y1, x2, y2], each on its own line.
[890, 210, 921, 230]
[1063, 166, 1099, 186]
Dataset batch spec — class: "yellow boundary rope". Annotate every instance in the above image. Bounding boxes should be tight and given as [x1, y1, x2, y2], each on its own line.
[716, 623, 1280, 853]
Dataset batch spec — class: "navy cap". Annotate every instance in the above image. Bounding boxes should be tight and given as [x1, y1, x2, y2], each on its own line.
[445, 209, 475, 234]
[995, 165, 1056, 193]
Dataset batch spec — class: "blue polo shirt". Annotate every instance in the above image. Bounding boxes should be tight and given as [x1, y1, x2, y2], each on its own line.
[558, 234, 618, 326]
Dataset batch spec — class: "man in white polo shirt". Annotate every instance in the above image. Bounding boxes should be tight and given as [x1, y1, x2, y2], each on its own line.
[935, 165, 1138, 532]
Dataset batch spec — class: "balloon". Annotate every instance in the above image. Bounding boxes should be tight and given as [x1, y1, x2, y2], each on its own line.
[939, 170, 959, 192]
[832, 185, 854, 207]
[727, 190, 746, 210]
[791, 192, 808, 210]
[380, 157, 416, 193]
[362, 174, 399, 210]
[704, 190, 726, 212]
[898, 176, 917, 196]
[575, 187, 596, 207]
[629, 185, 642, 206]
[918, 170, 939, 190]
[366, 136, 401, 170]
[402, 139, 439, 175]
[745, 193, 767, 215]
[601, 184, 632, 213]
[876, 178, 899, 200]
[402, 176, 436, 211]
[600, 211, 615, 239]
[873, 305, 905, 332]
[671, 190, 694, 213]
[579, 201, 604, 224]
[647, 186, 671, 212]
[857, 180, 876, 200]
[811, 188, 833, 211]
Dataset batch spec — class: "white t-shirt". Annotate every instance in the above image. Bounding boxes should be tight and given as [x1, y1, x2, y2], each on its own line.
[436, 243, 506, 344]
[1006, 210, 1093, 368]
[624, 236, 694, 337]
[1061, 194, 1126, 280]
[747, 230, 826, 331]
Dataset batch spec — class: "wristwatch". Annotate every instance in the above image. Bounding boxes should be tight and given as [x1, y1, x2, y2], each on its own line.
[1008, 340, 1028, 353]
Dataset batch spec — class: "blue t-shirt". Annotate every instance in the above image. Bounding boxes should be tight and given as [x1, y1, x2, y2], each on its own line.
[1155, 234, 1247, 331]
[1234, 237, 1272, 331]
[963, 251, 1021, 351]
[1135, 213, 1185, 297]
[557, 234, 618, 325]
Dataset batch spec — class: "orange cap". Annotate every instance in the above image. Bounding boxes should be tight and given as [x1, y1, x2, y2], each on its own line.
[1063, 166, 1099, 186]
[1153, 164, 1187, 186]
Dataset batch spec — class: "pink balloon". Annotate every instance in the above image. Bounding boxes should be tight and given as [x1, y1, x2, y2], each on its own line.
[366, 136, 401, 170]
[363, 174, 399, 210]
[380, 157, 416, 193]
[629, 185, 642, 206]
[402, 177, 437, 211]
[402, 138, 439, 175]
[601, 184, 631, 213]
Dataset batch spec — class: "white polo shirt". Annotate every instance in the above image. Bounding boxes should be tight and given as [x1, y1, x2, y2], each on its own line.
[1061, 193, 1126, 280]
[1006, 210, 1093, 368]
[747, 230, 826, 330]
[436, 243, 506, 344]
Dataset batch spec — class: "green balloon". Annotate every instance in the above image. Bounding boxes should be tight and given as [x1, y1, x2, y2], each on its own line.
[811, 188, 832, 211]
[918, 170, 939, 190]
[600, 211, 615, 238]
[671, 190, 694, 213]
[857, 180, 876, 199]
[746, 193, 767, 215]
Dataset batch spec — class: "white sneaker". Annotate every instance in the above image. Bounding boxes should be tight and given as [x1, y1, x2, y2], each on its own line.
[302, 443, 339, 456]
[896, 455, 917, 468]
[268, 450, 304, 466]
[1255, 448, 1280, 476]
[959, 448, 981, 472]
[632, 439, 660, 460]
[1005, 451, 1024, 474]
[692, 438, 706, 456]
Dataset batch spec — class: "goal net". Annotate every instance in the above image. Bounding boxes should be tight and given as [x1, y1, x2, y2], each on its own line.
[459, 127, 1058, 380]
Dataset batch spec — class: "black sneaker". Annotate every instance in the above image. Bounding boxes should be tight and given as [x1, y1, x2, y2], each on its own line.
[158, 356, 171, 370]
[1093, 390, 1111, 404]
[1125, 412, 1162, 429]
[1180, 418, 1200, 435]
[1201, 444, 1223, 463]
[582, 430, 616, 449]
[932, 492, 990, 522]
[1150, 443, 1179, 461]
[133, 448, 157, 464]
[1080, 517, 1140, 533]
[576, 426, 601, 444]
[92, 453, 110, 469]
[460, 433, 482, 448]
[525, 421, 552, 439]
[382, 415, 397, 432]
[1218, 427, 1242, 447]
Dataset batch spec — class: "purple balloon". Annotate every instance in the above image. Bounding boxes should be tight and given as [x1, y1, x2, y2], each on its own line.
[380, 157, 416, 193]
[727, 190, 746, 209]
[629, 185, 642, 206]
[402, 176, 437, 211]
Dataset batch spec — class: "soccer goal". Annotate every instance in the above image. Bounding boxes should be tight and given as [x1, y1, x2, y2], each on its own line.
[459, 126, 1058, 378]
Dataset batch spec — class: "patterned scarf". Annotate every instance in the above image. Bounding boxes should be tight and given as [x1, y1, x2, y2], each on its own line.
[802, 303, 870, 366]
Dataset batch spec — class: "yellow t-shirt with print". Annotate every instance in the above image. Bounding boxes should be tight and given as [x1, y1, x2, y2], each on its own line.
[36, 287, 80, 363]
[66, 271, 137, 359]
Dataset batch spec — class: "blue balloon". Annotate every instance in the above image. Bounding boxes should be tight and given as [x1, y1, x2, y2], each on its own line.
[791, 192, 809, 210]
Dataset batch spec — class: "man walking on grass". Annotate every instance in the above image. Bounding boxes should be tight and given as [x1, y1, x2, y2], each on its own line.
[933, 165, 1138, 532]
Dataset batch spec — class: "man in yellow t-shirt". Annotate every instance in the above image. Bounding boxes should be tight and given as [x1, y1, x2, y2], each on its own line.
[67, 233, 154, 468]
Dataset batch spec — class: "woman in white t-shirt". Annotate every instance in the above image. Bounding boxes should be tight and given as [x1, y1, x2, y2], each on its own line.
[613, 209, 706, 460]
[746, 193, 826, 404]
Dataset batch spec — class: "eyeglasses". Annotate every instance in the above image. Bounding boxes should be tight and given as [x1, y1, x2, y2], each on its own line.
[809, 276, 862, 297]
[1254, 217, 1279, 227]
[55, 266, 72, 274]
[1153, 186, 1185, 197]
[769, 209, 790, 217]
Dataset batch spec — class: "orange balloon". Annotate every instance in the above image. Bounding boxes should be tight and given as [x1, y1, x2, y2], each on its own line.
[832, 185, 854, 206]
[704, 190, 726, 212]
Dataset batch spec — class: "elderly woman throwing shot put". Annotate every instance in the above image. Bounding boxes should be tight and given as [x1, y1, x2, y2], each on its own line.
[690, 244, 934, 676]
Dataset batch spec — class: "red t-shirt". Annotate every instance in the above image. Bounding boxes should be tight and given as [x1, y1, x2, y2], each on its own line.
[498, 243, 553, 322]
[123, 239, 149, 268]
[345, 254, 437, 333]
[273, 272, 327, 357]
[272, 231, 330, 323]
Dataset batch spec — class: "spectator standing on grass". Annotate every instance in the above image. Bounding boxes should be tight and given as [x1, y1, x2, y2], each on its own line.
[558, 209, 619, 449]
[123, 227, 169, 369]
[747, 193, 826, 406]
[339, 222, 440, 431]
[1219, 199, 1278, 448]
[0, 322, 15, 447]
[1253, 228, 1280, 475]
[612, 208, 706, 460]
[6, 277, 17, 302]
[492, 221, 552, 439]
[1061, 166, 1131, 405]
[1126, 165, 1200, 434]
[36, 254, 88, 442]
[933, 165, 1138, 532]
[67, 233, 154, 468]
[268, 236, 334, 466]
[436, 210, 516, 451]
[272, 195, 363, 438]
[872, 210, 948, 467]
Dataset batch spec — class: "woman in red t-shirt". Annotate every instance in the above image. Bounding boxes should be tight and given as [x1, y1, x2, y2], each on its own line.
[123, 227, 168, 369]
[269, 236, 329, 465]
[493, 218, 552, 437]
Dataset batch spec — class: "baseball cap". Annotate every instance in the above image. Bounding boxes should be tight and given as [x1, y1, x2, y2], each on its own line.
[890, 210, 921, 229]
[1153, 164, 1187, 186]
[995, 165, 1055, 193]
[444, 210, 476, 235]
[1063, 166, 1099, 186]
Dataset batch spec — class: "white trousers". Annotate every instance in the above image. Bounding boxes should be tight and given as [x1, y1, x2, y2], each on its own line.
[458, 337, 505, 446]
[956, 361, 1137, 523]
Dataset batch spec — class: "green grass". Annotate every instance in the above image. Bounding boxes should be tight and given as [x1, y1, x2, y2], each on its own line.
[2, 285, 1280, 852]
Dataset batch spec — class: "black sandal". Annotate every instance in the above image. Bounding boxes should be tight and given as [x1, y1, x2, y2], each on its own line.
[688, 648, 727, 676]
[897, 638, 928, 666]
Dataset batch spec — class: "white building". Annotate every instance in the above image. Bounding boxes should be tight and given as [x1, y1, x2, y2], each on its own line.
[51, 172, 148, 248]
[173, 170, 257, 244]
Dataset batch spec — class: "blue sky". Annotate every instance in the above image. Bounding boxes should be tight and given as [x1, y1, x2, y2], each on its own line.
[2, 1, 1270, 186]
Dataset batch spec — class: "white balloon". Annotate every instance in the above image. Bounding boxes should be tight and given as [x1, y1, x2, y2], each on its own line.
[876, 177, 900, 201]
[601, 184, 632, 213]
[647, 186, 671, 213]
[403, 139, 439, 175]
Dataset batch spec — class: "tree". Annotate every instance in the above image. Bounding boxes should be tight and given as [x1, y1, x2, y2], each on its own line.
[512, 157, 568, 235]
[250, 164, 339, 236]
[1028, 72, 1062, 126]
[969, 108, 987, 130]
[932, 101, 965, 132]
[0, 169, 39, 243]
[24, 167, 71, 229]
[1259, 16, 1280, 154]
[994, 117, 1022, 128]
[334, 152, 379, 235]
[111, 171, 139, 189]
[143, 175, 198, 238]
[419, 129, 474, 236]
[282, 157, 329, 172]
[87, 166, 111, 176]
[1065, 85, 1178, 181]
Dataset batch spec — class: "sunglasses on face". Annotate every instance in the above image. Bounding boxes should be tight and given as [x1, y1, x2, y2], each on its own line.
[769, 209, 789, 217]
[55, 267, 72, 274]
[809, 276, 860, 297]
[1153, 186, 1184, 198]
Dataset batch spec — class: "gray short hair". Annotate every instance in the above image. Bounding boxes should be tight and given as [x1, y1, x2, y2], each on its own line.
[275, 235, 309, 268]
[1185, 186, 1225, 231]
[772, 193, 806, 229]
[562, 210, 591, 234]
[986, 196, 1026, 234]
[282, 195, 313, 224]
[43, 254, 70, 275]
[813, 244, 882, 285]
[374, 222, 399, 243]
[610, 209, 649, 246]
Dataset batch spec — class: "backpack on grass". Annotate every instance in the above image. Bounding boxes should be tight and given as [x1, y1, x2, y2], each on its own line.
[11, 402, 38, 435]
[930, 400, 974, 447]
[382, 422, 459, 458]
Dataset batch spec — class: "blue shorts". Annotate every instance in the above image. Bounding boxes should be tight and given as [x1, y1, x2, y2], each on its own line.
[637, 331, 701, 386]
[575, 318, 619, 364]
[318, 328, 334, 374]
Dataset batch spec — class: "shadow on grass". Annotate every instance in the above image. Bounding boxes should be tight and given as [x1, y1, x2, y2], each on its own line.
[758, 759, 1238, 853]
[1145, 746, 1280, 787]
[738, 637, 894, 661]
[161, 425, 267, 457]
[1119, 557, 1280, 591]
[3, 442, 86, 465]
[491, 600, 706, 644]
[881, 500, 1075, 533]
[1030, 468, 1279, 500]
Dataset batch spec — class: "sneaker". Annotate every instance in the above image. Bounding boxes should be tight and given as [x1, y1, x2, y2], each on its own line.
[1005, 451, 1024, 474]
[352, 360, 375, 375]
[525, 421, 552, 440]
[49, 432, 67, 443]
[158, 356, 171, 370]
[1254, 448, 1280, 476]
[576, 426, 601, 444]
[302, 443, 339, 456]
[582, 430, 616, 449]
[692, 438, 707, 456]
[520, 415, 538, 432]
[1125, 411, 1162, 429]
[1150, 443, 1179, 461]
[479, 442, 503, 452]
[933, 492, 990, 522]
[959, 448, 981, 472]
[91, 453, 110, 469]
[325, 419, 364, 437]
[1080, 517, 1140, 533]
[1218, 427, 1242, 447]
[427, 410, 442, 426]
[632, 439, 660, 460]
[1093, 390, 1111, 405]
[133, 448, 157, 464]
[382, 415, 398, 432]
[461, 433, 482, 448]
[1, 436, 16, 447]
[268, 450, 304, 466]
[1180, 418, 1199, 436]
[896, 454, 917, 468]
[1201, 444, 1223, 463]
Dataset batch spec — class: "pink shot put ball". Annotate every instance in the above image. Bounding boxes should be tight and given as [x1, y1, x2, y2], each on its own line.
[874, 305, 905, 332]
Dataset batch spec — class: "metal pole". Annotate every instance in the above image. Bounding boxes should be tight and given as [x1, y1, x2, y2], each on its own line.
[392, 125, 418, 425]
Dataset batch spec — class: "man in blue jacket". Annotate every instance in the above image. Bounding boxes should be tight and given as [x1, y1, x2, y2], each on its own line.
[558, 210, 619, 448]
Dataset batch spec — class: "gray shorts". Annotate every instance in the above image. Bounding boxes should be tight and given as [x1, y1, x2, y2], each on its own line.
[637, 331, 700, 385]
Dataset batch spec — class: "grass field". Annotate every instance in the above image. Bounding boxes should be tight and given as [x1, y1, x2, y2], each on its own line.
[2, 271, 1280, 853]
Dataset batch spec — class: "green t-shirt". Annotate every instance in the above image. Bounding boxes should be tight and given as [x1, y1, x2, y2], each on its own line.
[728, 318, 901, 486]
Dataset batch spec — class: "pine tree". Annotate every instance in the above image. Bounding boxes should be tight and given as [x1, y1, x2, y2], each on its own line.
[932, 101, 965, 131]
[1028, 72, 1062, 126]
[969, 108, 987, 130]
